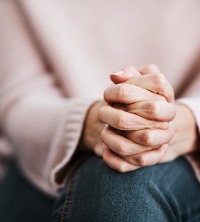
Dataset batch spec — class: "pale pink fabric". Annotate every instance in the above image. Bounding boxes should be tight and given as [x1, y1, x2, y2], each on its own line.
[0, 0, 200, 196]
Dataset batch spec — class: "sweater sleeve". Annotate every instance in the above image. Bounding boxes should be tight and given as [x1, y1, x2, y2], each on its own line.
[177, 94, 200, 182]
[0, 1, 95, 196]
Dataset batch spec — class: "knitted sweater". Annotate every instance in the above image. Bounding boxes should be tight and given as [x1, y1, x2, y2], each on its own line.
[0, 0, 200, 196]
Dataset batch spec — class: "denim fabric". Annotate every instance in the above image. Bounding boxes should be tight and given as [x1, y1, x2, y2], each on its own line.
[53, 156, 200, 222]
[0, 161, 55, 222]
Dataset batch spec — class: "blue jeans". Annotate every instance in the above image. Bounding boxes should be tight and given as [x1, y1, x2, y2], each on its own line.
[53, 155, 200, 222]
[0, 161, 55, 222]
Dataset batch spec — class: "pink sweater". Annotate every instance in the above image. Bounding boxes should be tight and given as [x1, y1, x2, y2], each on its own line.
[0, 0, 200, 196]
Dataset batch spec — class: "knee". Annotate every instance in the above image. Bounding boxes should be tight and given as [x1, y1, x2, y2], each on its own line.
[53, 156, 174, 222]
[86, 157, 170, 209]
[99, 159, 163, 196]
[94, 160, 172, 221]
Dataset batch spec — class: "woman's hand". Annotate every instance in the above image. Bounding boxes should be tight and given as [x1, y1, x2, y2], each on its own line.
[162, 103, 199, 162]
[81, 64, 199, 173]
[109, 65, 174, 103]
[80, 65, 171, 156]
[101, 103, 199, 172]
[78, 100, 106, 155]
[99, 65, 177, 172]
[114, 66, 199, 161]
[80, 64, 173, 157]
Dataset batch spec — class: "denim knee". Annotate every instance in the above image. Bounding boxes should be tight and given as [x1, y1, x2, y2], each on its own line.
[87, 159, 176, 222]
[53, 156, 188, 222]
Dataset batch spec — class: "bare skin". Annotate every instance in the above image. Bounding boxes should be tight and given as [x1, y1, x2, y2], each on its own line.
[81, 65, 199, 172]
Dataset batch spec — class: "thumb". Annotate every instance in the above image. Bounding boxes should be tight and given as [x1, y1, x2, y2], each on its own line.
[110, 65, 140, 84]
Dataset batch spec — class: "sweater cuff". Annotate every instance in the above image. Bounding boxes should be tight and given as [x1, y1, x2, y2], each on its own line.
[49, 98, 98, 192]
[177, 96, 200, 182]
[177, 96, 200, 133]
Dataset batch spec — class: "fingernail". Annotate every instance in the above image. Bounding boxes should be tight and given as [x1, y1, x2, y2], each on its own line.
[111, 70, 125, 76]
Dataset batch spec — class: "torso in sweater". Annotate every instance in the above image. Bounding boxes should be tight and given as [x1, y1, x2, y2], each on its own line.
[20, 0, 200, 98]
[0, 0, 200, 194]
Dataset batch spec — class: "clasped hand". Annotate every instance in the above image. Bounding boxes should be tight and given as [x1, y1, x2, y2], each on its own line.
[98, 65, 176, 172]
[83, 64, 198, 172]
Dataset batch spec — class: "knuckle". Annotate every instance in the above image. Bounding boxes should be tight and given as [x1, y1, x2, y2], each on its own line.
[144, 102, 160, 116]
[139, 131, 153, 146]
[135, 154, 147, 166]
[116, 141, 127, 156]
[115, 113, 127, 129]
[157, 87, 166, 96]
[152, 73, 161, 82]
[153, 73, 166, 89]
[117, 84, 130, 100]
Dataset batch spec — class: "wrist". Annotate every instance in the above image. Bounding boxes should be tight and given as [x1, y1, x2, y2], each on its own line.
[173, 103, 199, 154]
[79, 100, 105, 152]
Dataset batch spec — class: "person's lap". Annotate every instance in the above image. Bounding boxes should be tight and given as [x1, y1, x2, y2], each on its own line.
[1, 156, 199, 222]
[53, 155, 200, 222]
[0, 160, 55, 222]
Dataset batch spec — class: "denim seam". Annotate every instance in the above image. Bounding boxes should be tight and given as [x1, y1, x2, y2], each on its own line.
[60, 174, 78, 222]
